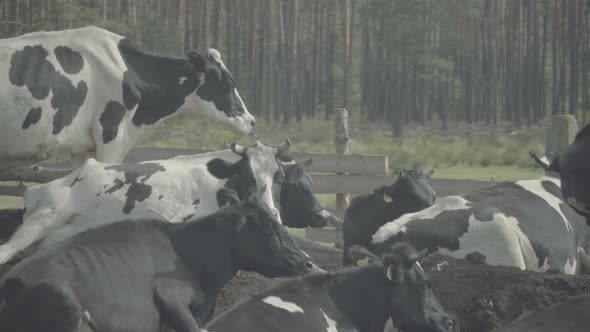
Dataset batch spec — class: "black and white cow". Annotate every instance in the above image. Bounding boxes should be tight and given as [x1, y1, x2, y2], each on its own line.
[371, 177, 590, 275]
[0, 140, 292, 265]
[0, 187, 317, 331]
[493, 294, 590, 332]
[0, 26, 255, 170]
[342, 169, 436, 265]
[530, 123, 590, 225]
[203, 243, 455, 332]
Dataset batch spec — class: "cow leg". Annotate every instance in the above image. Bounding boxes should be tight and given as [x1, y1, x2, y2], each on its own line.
[0, 282, 83, 332]
[154, 276, 203, 332]
[0, 207, 59, 264]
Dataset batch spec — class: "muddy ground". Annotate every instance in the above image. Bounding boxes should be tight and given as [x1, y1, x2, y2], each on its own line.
[215, 251, 590, 332]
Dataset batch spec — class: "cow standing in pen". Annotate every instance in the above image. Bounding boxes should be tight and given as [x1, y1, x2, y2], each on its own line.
[0, 26, 255, 170]
[342, 169, 436, 265]
[530, 122, 590, 226]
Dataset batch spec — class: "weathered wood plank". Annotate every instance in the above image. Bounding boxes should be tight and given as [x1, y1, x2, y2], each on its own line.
[311, 175, 490, 197]
[327, 208, 345, 221]
[122, 147, 388, 175]
[305, 227, 343, 244]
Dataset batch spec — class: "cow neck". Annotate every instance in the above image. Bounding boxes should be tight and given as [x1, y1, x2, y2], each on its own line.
[118, 39, 201, 128]
[326, 264, 392, 332]
[167, 215, 237, 290]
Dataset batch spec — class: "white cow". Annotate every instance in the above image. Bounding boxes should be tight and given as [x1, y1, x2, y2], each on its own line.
[0, 140, 291, 265]
[0, 26, 255, 170]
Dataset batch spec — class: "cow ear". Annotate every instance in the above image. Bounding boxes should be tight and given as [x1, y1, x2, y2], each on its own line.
[426, 169, 434, 178]
[407, 248, 428, 267]
[299, 158, 313, 167]
[207, 158, 243, 179]
[216, 188, 241, 207]
[348, 245, 379, 266]
[216, 210, 246, 232]
[187, 50, 206, 72]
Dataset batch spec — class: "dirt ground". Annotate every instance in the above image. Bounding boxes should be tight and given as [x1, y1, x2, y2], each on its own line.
[215, 253, 590, 332]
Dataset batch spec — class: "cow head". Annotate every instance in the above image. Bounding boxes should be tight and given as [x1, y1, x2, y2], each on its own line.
[217, 187, 318, 277]
[277, 159, 339, 228]
[207, 139, 293, 224]
[378, 169, 436, 211]
[348, 244, 456, 332]
[185, 49, 255, 134]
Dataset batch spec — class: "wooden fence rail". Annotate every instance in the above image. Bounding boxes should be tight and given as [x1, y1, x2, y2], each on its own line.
[0, 115, 576, 246]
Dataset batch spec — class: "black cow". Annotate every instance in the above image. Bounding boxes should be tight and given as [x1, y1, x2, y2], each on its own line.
[530, 122, 590, 226]
[0, 187, 316, 331]
[494, 294, 590, 332]
[342, 169, 436, 265]
[0, 26, 255, 170]
[277, 158, 340, 228]
[203, 243, 455, 332]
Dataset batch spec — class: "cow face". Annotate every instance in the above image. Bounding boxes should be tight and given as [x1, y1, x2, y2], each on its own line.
[349, 244, 455, 332]
[220, 187, 316, 277]
[208, 139, 293, 224]
[384, 169, 436, 211]
[384, 244, 455, 332]
[185, 49, 255, 134]
[278, 159, 336, 228]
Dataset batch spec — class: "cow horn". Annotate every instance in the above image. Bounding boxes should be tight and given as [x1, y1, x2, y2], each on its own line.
[231, 142, 247, 156]
[407, 248, 428, 266]
[277, 138, 291, 154]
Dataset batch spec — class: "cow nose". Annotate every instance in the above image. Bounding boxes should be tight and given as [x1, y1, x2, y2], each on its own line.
[250, 120, 256, 127]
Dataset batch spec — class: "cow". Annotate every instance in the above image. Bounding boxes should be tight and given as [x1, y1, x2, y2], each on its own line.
[203, 243, 456, 332]
[493, 294, 590, 332]
[342, 169, 436, 265]
[371, 176, 590, 275]
[0, 209, 23, 240]
[0, 139, 292, 265]
[0, 26, 255, 171]
[530, 122, 590, 226]
[277, 158, 340, 228]
[0, 186, 318, 331]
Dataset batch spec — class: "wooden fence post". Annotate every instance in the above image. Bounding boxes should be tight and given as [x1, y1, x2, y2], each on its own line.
[334, 108, 350, 210]
[545, 115, 578, 161]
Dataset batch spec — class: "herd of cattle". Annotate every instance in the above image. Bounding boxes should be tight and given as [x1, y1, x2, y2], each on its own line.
[0, 26, 589, 331]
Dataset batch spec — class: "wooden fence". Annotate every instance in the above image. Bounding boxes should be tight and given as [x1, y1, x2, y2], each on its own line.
[0, 114, 578, 245]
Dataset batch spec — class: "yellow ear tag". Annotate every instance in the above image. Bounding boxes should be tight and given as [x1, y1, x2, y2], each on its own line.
[383, 195, 393, 202]
[386, 264, 394, 280]
[356, 257, 370, 266]
[223, 201, 231, 208]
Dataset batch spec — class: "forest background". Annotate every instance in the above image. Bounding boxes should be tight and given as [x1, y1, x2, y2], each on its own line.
[2, 0, 585, 180]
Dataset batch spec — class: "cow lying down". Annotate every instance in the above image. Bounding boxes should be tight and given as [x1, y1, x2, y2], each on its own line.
[203, 243, 456, 332]
[0, 187, 316, 331]
[372, 177, 590, 275]
[0, 140, 294, 265]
